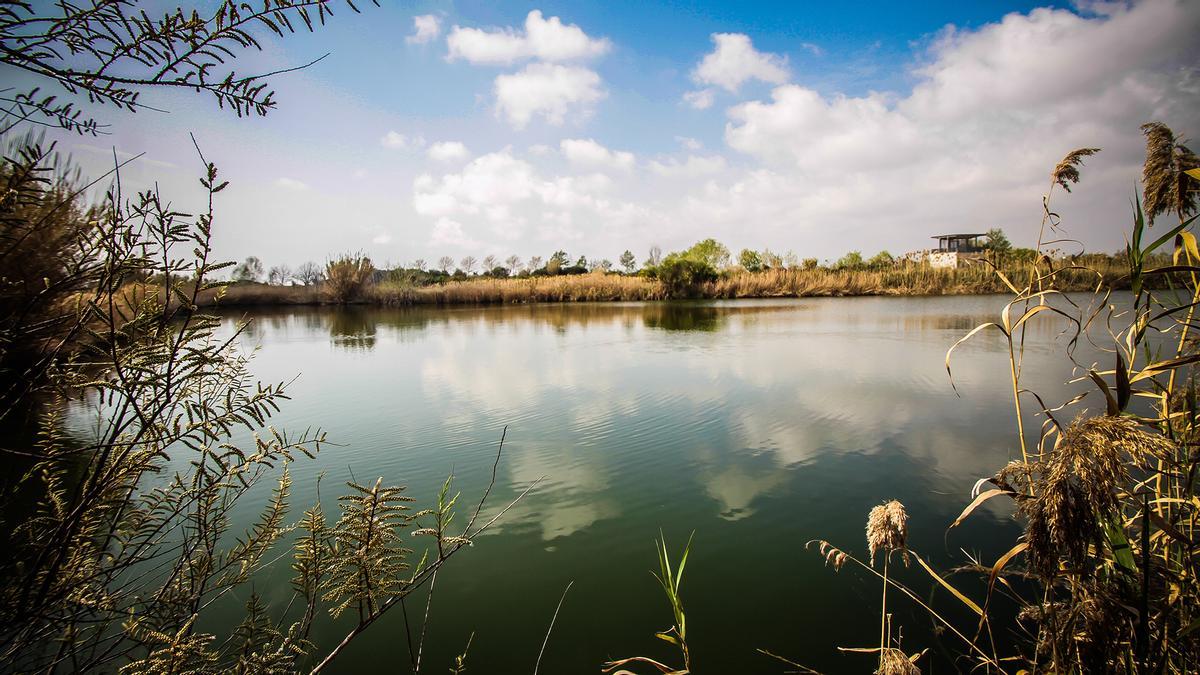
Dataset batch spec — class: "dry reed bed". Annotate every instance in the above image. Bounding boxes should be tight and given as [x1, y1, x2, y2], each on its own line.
[196, 263, 1128, 307]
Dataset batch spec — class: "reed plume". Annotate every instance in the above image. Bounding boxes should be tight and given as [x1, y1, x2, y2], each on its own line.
[1051, 147, 1101, 193]
[876, 647, 920, 675]
[867, 500, 909, 567]
[1141, 122, 1200, 224]
[1023, 416, 1173, 574]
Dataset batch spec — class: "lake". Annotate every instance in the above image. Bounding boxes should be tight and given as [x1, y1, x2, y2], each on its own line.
[97, 295, 1118, 672]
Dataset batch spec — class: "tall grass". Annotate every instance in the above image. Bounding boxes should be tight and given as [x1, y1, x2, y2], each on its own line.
[793, 131, 1200, 673]
[200, 259, 1130, 308]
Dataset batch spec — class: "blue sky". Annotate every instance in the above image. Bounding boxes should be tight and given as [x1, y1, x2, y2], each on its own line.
[22, 0, 1200, 270]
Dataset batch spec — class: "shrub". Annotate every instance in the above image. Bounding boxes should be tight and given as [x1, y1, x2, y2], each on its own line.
[867, 251, 894, 269]
[802, 258, 819, 270]
[835, 251, 865, 270]
[656, 254, 718, 297]
[326, 254, 374, 303]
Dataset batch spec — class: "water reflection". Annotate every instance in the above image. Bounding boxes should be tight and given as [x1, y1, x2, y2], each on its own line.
[328, 308, 377, 351]
[212, 295, 1116, 673]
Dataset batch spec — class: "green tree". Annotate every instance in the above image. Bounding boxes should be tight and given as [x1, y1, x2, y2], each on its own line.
[656, 253, 718, 298]
[984, 228, 1012, 253]
[867, 251, 894, 269]
[835, 251, 865, 270]
[684, 238, 731, 268]
[620, 250, 637, 273]
[738, 249, 764, 272]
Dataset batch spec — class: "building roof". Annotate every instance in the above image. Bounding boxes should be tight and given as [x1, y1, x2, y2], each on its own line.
[931, 233, 986, 239]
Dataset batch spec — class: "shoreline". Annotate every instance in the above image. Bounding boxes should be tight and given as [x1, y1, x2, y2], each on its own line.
[198, 264, 1128, 308]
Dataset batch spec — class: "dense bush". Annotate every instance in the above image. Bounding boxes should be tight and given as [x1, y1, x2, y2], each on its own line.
[326, 253, 374, 303]
[653, 254, 719, 297]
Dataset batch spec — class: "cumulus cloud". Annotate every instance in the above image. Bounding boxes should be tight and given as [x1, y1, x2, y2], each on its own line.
[380, 131, 425, 150]
[560, 138, 635, 171]
[447, 10, 610, 65]
[430, 217, 481, 248]
[414, 150, 650, 248]
[692, 33, 789, 92]
[682, 88, 715, 110]
[694, 0, 1200, 258]
[407, 14, 441, 44]
[494, 63, 605, 128]
[389, 1, 1197, 267]
[428, 141, 471, 162]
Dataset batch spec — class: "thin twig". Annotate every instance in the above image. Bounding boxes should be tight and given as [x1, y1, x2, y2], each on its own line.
[534, 581, 574, 675]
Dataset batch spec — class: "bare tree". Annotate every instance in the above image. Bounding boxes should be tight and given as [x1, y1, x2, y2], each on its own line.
[296, 261, 324, 285]
[646, 244, 662, 268]
[267, 264, 292, 285]
[413, 258, 426, 271]
[482, 255, 497, 271]
[438, 256, 454, 273]
[505, 255, 521, 272]
[460, 256, 477, 275]
[528, 255, 543, 272]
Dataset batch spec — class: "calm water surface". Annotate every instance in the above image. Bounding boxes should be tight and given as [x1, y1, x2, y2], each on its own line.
[81, 296, 1122, 672]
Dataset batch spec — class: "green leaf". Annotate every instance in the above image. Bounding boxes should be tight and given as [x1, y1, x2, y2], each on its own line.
[1142, 214, 1198, 257]
[1116, 352, 1131, 412]
[1104, 518, 1136, 574]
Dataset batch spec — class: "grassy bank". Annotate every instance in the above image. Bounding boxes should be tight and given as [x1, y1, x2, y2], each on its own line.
[199, 259, 1128, 307]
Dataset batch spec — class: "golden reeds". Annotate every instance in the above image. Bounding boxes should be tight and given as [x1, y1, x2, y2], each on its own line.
[1140, 121, 1199, 224]
[1021, 416, 1174, 574]
[1051, 147, 1101, 193]
[875, 648, 920, 675]
[866, 500, 909, 567]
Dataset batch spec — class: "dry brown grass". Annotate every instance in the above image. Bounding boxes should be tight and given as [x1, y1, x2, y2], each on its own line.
[195, 259, 1130, 308]
[372, 272, 666, 305]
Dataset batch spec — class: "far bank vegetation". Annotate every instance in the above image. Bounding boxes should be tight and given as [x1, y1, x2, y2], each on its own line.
[205, 234, 1135, 307]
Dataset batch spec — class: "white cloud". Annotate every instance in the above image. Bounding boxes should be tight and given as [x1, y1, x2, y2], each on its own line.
[407, 14, 442, 44]
[676, 136, 703, 151]
[428, 141, 471, 162]
[447, 10, 610, 65]
[372, 232, 393, 245]
[414, 150, 650, 250]
[494, 63, 605, 128]
[380, 131, 425, 150]
[429, 218, 481, 248]
[682, 88, 715, 110]
[274, 177, 309, 191]
[800, 42, 823, 56]
[560, 138, 635, 171]
[689, 0, 1200, 258]
[649, 154, 727, 177]
[692, 33, 789, 92]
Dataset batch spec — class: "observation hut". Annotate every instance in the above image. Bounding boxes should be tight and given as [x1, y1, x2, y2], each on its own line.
[928, 233, 986, 268]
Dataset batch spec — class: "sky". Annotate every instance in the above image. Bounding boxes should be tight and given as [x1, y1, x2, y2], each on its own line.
[18, 0, 1200, 270]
